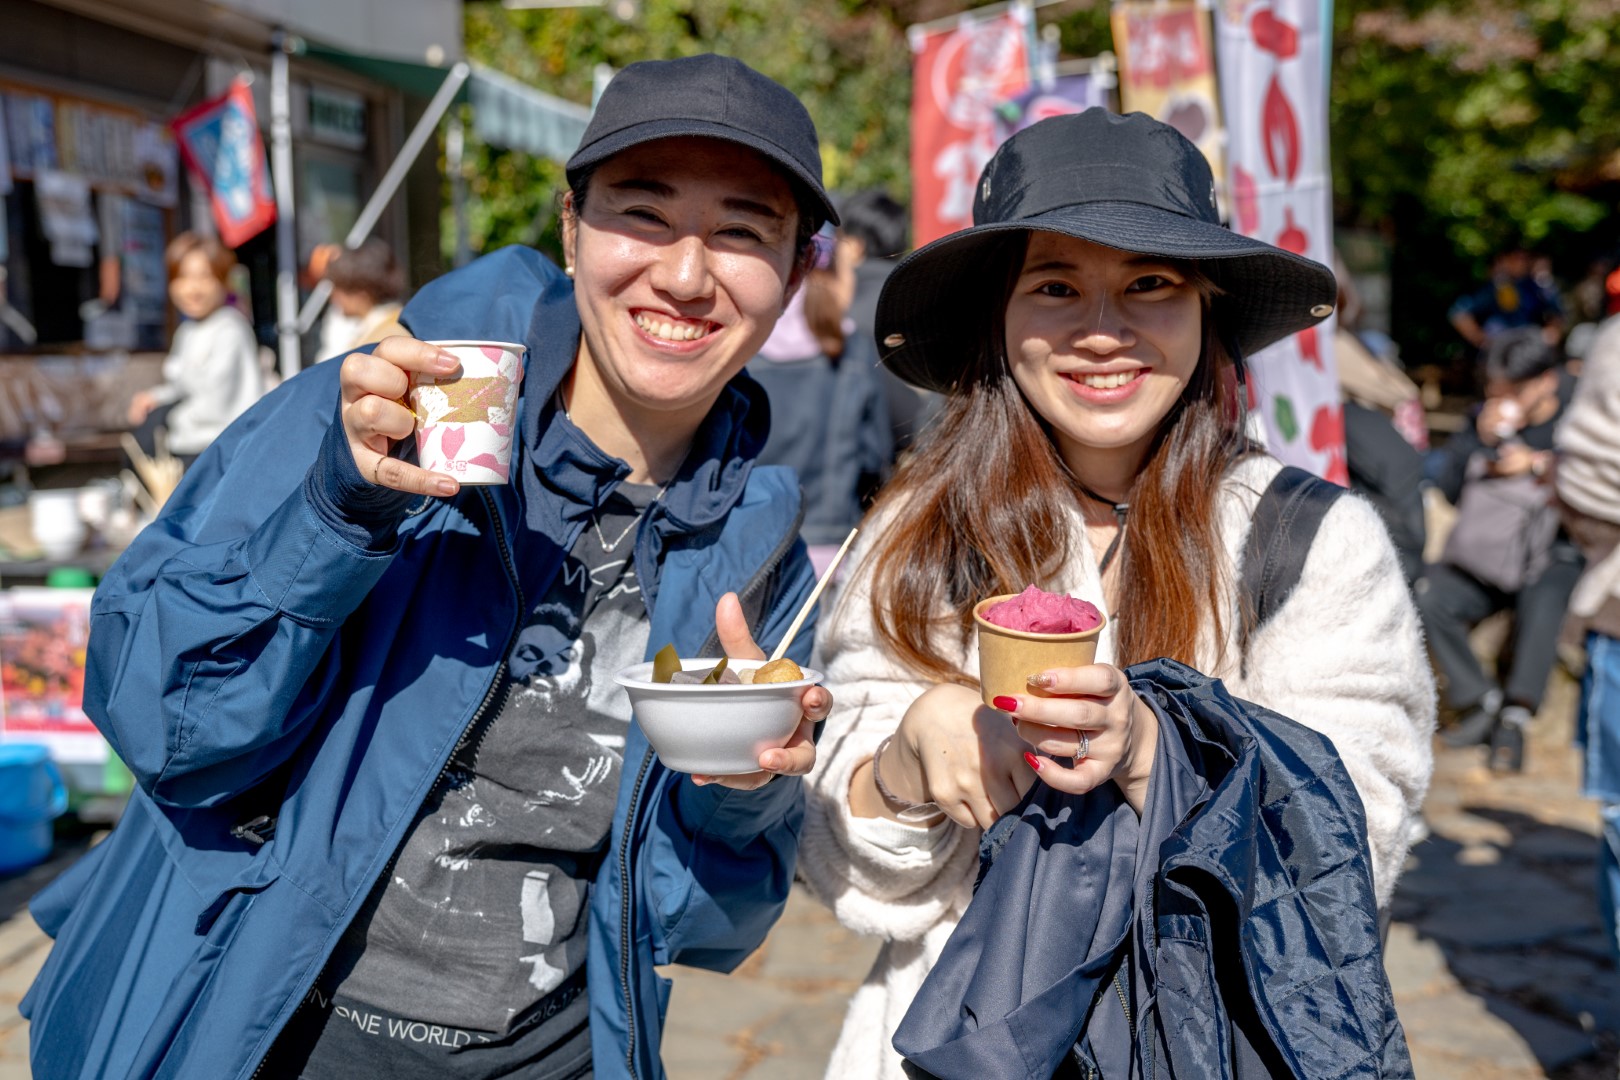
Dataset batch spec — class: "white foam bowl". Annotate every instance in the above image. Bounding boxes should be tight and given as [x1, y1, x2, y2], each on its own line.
[614, 658, 823, 775]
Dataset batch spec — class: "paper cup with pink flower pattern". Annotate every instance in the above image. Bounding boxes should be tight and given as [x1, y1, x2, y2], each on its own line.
[412, 340, 526, 485]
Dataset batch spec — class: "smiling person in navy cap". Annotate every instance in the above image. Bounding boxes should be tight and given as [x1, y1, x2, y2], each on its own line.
[24, 56, 837, 1080]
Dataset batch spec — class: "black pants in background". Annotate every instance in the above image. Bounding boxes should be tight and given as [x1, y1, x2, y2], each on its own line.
[129, 401, 199, 471]
[1416, 543, 1584, 713]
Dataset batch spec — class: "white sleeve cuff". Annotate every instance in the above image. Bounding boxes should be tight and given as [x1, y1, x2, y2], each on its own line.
[844, 805, 954, 856]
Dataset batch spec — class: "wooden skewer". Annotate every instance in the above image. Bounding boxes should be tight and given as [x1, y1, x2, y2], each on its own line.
[120, 432, 149, 470]
[121, 469, 160, 518]
[769, 526, 860, 663]
[120, 432, 183, 509]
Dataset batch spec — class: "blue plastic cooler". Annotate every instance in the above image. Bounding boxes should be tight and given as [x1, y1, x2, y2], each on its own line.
[0, 745, 67, 873]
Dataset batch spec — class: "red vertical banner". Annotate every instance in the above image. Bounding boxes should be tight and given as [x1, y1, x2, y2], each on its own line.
[909, 6, 1032, 247]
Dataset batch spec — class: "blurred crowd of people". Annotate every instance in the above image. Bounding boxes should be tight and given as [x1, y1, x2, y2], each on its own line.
[1330, 239, 1620, 966]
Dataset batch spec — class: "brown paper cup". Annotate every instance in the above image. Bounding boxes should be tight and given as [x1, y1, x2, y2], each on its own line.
[972, 594, 1106, 707]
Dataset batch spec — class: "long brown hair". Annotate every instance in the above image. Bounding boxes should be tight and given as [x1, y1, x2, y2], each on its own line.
[865, 233, 1248, 683]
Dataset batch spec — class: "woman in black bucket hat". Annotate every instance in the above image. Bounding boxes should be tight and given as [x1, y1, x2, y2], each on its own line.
[796, 109, 1434, 1078]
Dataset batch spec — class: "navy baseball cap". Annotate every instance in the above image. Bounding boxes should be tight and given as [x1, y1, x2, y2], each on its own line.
[566, 54, 839, 229]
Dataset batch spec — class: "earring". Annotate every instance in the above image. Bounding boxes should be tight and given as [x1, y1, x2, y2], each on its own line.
[565, 265, 575, 278]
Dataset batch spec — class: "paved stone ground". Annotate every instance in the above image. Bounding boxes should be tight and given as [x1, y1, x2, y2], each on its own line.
[2, 671, 1617, 1079]
[1387, 667, 1620, 1080]
[0, 830, 95, 1080]
[660, 888, 881, 1080]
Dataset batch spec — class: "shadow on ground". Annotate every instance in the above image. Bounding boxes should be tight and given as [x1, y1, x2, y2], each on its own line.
[1394, 798, 1619, 1079]
[0, 820, 98, 925]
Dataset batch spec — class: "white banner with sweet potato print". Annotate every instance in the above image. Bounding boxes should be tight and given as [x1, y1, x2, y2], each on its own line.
[1215, 0, 1345, 484]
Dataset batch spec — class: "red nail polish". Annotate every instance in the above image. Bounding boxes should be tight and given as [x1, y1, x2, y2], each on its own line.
[993, 696, 1019, 712]
[1023, 751, 1042, 771]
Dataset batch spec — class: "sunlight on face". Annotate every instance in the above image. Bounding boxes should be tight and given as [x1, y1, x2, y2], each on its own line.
[1003, 231, 1205, 478]
[564, 136, 803, 424]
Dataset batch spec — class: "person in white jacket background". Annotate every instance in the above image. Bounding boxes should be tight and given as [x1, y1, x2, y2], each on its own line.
[126, 232, 263, 465]
[1556, 314, 1620, 967]
[796, 110, 1436, 1079]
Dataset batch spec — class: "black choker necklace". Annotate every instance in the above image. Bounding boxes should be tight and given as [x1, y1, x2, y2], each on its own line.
[1076, 482, 1129, 575]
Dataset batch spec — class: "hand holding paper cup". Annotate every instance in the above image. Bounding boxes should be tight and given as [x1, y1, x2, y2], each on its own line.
[412, 340, 526, 485]
[973, 586, 1106, 707]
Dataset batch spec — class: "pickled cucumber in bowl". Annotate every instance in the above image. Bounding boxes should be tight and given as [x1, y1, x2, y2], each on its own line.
[650, 644, 803, 685]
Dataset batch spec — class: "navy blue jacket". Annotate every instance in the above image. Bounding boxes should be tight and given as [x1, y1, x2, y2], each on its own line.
[896, 660, 1413, 1080]
[21, 248, 818, 1080]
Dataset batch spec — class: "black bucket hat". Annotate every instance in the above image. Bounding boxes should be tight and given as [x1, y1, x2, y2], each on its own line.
[876, 108, 1337, 393]
[566, 54, 839, 229]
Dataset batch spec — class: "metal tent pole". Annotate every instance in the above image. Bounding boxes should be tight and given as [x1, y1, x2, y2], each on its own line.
[297, 62, 471, 335]
[448, 111, 471, 268]
[270, 31, 301, 381]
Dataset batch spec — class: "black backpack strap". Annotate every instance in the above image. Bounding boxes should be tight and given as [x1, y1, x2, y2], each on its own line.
[1238, 466, 1346, 674]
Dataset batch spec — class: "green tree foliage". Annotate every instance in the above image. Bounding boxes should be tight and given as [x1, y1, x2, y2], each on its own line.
[1332, 0, 1620, 368]
[450, 0, 919, 262]
[449, 0, 1113, 262]
[451, 0, 1620, 376]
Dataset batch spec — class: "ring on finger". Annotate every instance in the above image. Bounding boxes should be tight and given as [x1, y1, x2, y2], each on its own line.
[1076, 730, 1090, 761]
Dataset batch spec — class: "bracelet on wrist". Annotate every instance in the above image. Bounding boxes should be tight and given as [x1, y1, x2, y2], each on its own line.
[871, 735, 942, 823]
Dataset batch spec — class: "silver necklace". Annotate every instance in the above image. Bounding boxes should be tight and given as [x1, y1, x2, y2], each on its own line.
[554, 389, 673, 553]
[592, 480, 671, 553]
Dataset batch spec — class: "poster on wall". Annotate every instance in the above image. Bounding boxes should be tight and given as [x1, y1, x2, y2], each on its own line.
[1111, 0, 1227, 213]
[3, 90, 59, 177]
[122, 199, 171, 350]
[1215, 0, 1343, 483]
[0, 589, 107, 765]
[132, 122, 179, 208]
[909, 4, 1033, 247]
[35, 169, 98, 268]
[0, 83, 179, 205]
[172, 76, 276, 247]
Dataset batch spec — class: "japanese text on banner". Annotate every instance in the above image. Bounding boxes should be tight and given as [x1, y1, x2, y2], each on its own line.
[1112, 0, 1227, 213]
[171, 76, 277, 248]
[909, 5, 1032, 247]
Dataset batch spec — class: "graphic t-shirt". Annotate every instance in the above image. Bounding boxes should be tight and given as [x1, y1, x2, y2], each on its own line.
[267, 482, 660, 1080]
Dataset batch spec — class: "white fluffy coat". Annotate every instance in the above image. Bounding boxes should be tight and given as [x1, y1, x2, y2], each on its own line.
[797, 454, 1436, 1080]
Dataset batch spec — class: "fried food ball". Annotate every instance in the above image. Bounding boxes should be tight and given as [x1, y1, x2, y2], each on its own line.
[751, 658, 804, 684]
